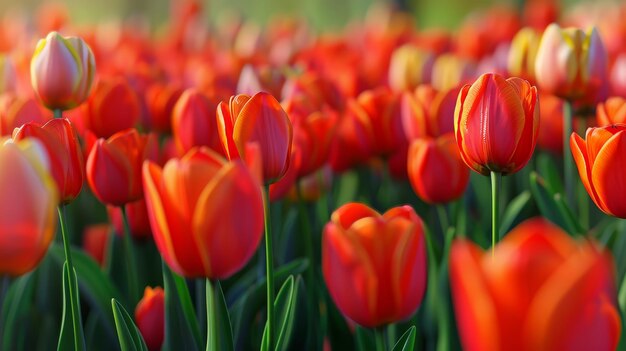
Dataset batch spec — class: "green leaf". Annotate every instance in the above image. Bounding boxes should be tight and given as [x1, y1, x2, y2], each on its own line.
[2, 273, 36, 350]
[355, 326, 374, 351]
[391, 326, 416, 351]
[230, 259, 308, 349]
[499, 191, 531, 239]
[335, 171, 359, 208]
[206, 280, 234, 351]
[57, 262, 86, 351]
[111, 299, 148, 351]
[260, 275, 299, 351]
[162, 262, 203, 351]
[529, 172, 582, 235]
[536, 152, 564, 194]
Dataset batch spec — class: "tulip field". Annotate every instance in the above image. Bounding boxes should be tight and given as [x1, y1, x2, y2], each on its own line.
[2, 0, 626, 350]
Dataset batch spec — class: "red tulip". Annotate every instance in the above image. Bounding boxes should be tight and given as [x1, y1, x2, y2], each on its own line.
[135, 287, 165, 351]
[0, 139, 58, 276]
[407, 134, 469, 204]
[322, 203, 427, 327]
[401, 84, 460, 140]
[82, 224, 110, 267]
[86, 128, 151, 206]
[571, 124, 626, 218]
[216, 92, 293, 184]
[172, 88, 221, 154]
[107, 198, 152, 240]
[81, 78, 141, 138]
[145, 83, 183, 133]
[450, 217, 621, 351]
[142, 147, 264, 278]
[13, 118, 84, 203]
[0, 93, 49, 135]
[30, 31, 95, 111]
[454, 73, 539, 175]
[329, 99, 375, 172]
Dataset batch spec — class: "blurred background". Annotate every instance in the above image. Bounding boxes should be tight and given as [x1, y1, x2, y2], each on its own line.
[0, 0, 608, 32]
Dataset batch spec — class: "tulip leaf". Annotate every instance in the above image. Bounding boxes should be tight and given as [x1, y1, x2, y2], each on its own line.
[1, 273, 36, 350]
[355, 326, 375, 351]
[230, 259, 308, 349]
[260, 275, 299, 351]
[536, 152, 564, 194]
[162, 262, 203, 351]
[111, 298, 148, 351]
[335, 171, 359, 207]
[57, 262, 87, 351]
[499, 191, 532, 239]
[48, 244, 120, 339]
[206, 280, 234, 351]
[529, 172, 583, 235]
[391, 326, 416, 351]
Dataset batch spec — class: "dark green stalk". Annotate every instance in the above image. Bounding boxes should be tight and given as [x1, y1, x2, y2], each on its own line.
[120, 207, 139, 304]
[263, 184, 275, 350]
[490, 172, 501, 256]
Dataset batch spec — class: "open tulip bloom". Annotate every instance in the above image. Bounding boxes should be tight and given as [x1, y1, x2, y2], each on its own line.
[4, 3, 626, 351]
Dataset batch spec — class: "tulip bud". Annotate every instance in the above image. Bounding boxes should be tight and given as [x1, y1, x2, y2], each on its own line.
[0, 93, 49, 135]
[31, 31, 95, 111]
[13, 118, 84, 203]
[145, 83, 183, 133]
[81, 78, 141, 138]
[82, 224, 111, 267]
[388, 44, 434, 92]
[408, 134, 469, 204]
[172, 89, 221, 154]
[322, 203, 427, 327]
[216, 92, 293, 184]
[135, 287, 164, 351]
[0, 138, 58, 276]
[597, 97, 626, 126]
[535, 23, 607, 101]
[454, 73, 539, 175]
[508, 27, 541, 83]
[450, 218, 621, 351]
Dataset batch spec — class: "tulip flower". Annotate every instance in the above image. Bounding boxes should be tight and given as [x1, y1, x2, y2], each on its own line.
[135, 287, 165, 351]
[142, 147, 264, 278]
[80, 78, 141, 138]
[407, 134, 469, 204]
[13, 118, 84, 203]
[387, 44, 433, 92]
[30, 31, 95, 111]
[454, 73, 539, 176]
[322, 203, 427, 327]
[0, 93, 49, 135]
[216, 92, 293, 184]
[571, 124, 626, 218]
[145, 83, 183, 133]
[431, 54, 475, 92]
[86, 128, 151, 206]
[401, 84, 460, 140]
[535, 23, 607, 102]
[107, 198, 152, 240]
[82, 224, 111, 267]
[597, 97, 626, 126]
[507, 27, 541, 83]
[450, 218, 621, 351]
[329, 99, 376, 172]
[172, 88, 221, 155]
[0, 138, 58, 276]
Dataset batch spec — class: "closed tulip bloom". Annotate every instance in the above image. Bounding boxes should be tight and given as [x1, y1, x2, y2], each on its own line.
[216, 92, 293, 184]
[535, 23, 607, 101]
[82, 224, 111, 267]
[0, 138, 58, 276]
[431, 54, 475, 92]
[135, 287, 164, 351]
[597, 97, 626, 126]
[142, 147, 264, 278]
[145, 83, 183, 133]
[450, 218, 621, 351]
[507, 27, 541, 83]
[81, 78, 141, 138]
[401, 84, 461, 140]
[407, 134, 469, 204]
[172, 89, 221, 154]
[13, 118, 84, 203]
[31, 31, 95, 111]
[322, 203, 427, 327]
[454, 73, 539, 175]
[86, 128, 150, 206]
[571, 124, 626, 218]
[0, 93, 49, 135]
[388, 44, 434, 92]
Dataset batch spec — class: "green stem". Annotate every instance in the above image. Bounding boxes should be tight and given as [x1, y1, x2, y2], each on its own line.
[58, 206, 85, 350]
[374, 327, 386, 351]
[53, 109, 63, 119]
[0, 275, 9, 341]
[197, 279, 207, 337]
[490, 172, 501, 256]
[206, 279, 218, 351]
[297, 182, 320, 351]
[120, 207, 139, 304]
[436, 205, 449, 236]
[263, 184, 275, 350]
[563, 100, 574, 209]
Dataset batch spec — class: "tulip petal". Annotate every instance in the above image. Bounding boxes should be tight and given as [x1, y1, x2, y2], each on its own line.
[331, 202, 380, 230]
[570, 132, 606, 213]
[590, 131, 626, 217]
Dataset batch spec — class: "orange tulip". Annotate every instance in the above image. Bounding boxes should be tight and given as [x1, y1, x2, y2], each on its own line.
[450, 218, 621, 351]
[135, 287, 165, 351]
[86, 128, 151, 206]
[0, 138, 58, 276]
[407, 134, 469, 204]
[216, 92, 293, 184]
[30, 31, 95, 111]
[597, 97, 626, 126]
[322, 203, 427, 327]
[401, 84, 461, 140]
[172, 88, 221, 155]
[571, 124, 626, 218]
[80, 78, 141, 138]
[0, 93, 49, 135]
[329, 99, 375, 172]
[454, 73, 539, 175]
[145, 83, 183, 133]
[13, 118, 84, 203]
[142, 147, 264, 278]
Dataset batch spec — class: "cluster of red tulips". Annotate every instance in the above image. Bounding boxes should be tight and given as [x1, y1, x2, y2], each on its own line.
[2, 0, 626, 350]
